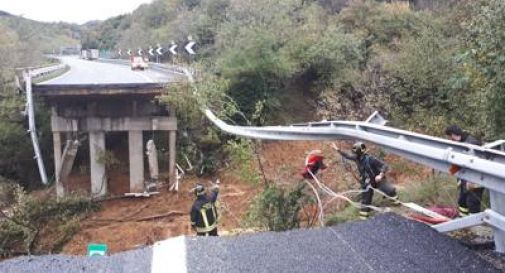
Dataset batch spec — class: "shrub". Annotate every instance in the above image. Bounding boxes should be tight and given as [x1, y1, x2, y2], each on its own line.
[224, 139, 260, 184]
[0, 187, 99, 256]
[339, 0, 425, 47]
[399, 174, 457, 207]
[247, 183, 312, 231]
[462, 0, 505, 139]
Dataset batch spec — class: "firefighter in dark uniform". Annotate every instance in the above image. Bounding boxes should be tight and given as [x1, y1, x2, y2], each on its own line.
[445, 125, 484, 217]
[335, 142, 399, 220]
[190, 183, 219, 236]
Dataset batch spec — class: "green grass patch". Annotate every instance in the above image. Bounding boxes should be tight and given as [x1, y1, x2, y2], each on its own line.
[399, 174, 458, 207]
[325, 205, 360, 226]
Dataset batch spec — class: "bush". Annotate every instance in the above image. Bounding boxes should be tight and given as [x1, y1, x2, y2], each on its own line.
[247, 183, 312, 231]
[0, 187, 99, 256]
[462, 0, 505, 139]
[160, 72, 235, 176]
[339, 0, 425, 47]
[224, 139, 261, 184]
[399, 174, 457, 207]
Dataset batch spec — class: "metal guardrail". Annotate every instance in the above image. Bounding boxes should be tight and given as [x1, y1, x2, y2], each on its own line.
[205, 110, 505, 193]
[13, 63, 68, 185]
[23, 72, 48, 184]
[204, 110, 505, 253]
[29, 64, 67, 79]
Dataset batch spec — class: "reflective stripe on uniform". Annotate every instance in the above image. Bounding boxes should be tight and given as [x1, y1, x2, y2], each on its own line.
[459, 206, 469, 213]
[195, 223, 217, 233]
[196, 204, 217, 233]
[212, 206, 217, 223]
[359, 211, 370, 220]
[458, 206, 469, 217]
[391, 195, 400, 204]
[200, 208, 209, 227]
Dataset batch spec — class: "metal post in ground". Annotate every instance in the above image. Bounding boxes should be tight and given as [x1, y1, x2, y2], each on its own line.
[490, 190, 505, 252]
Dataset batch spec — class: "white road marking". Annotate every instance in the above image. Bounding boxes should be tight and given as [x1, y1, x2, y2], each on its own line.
[151, 236, 187, 273]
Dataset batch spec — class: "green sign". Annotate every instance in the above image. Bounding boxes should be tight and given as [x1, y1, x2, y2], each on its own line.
[87, 243, 108, 257]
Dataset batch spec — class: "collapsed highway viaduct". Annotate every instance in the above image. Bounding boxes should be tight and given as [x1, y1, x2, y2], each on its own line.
[33, 82, 177, 198]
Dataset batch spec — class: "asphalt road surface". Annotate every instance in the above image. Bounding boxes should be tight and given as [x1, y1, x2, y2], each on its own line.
[0, 214, 502, 273]
[39, 56, 174, 85]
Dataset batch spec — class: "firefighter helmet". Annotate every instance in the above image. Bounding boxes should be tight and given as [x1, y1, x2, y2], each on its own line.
[194, 183, 205, 196]
[352, 142, 367, 155]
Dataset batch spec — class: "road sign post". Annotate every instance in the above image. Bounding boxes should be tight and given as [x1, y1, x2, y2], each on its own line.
[169, 41, 178, 66]
[156, 44, 163, 64]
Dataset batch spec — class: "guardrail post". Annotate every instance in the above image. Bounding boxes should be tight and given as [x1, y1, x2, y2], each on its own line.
[490, 190, 505, 252]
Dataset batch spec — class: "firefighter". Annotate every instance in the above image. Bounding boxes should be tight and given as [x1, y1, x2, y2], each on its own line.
[190, 182, 219, 236]
[301, 150, 327, 179]
[445, 125, 484, 217]
[335, 142, 399, 220]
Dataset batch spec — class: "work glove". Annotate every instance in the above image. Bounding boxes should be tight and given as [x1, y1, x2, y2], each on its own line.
[362, 178, 372, 189]
[375, 173, 384, 183]
[211, 179, 220, 192]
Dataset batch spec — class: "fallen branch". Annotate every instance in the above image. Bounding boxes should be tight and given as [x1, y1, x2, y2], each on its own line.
[134, 211, 184, 222]
[221, 191, 246, 198]
[90, 211, 184, 223]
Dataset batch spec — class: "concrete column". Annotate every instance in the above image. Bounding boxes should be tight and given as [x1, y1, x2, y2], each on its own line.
[129, 131, 144, 192]
[168, 130, 176, 185]
[89, 131, 107, 197]
[490, 190, 505, 253]
[53, 132, 64, 198]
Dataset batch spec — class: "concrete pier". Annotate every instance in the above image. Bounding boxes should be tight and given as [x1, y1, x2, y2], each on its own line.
[129, 131, 144, 192]
[53, 132, 63, 198]
[169, 130, 176, 185]
[90, 131, 107, 197]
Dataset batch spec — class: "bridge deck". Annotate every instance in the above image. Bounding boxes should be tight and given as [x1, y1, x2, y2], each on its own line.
[33, 83, 168, 96]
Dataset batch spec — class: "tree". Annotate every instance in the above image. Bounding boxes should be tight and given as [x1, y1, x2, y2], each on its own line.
[464, 0, 505, 139]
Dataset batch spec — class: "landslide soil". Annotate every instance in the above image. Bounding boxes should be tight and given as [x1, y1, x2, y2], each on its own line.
[61, 140, 430, 255]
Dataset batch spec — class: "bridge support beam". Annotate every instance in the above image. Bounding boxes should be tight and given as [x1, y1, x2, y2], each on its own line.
[129, 131, 144, 192]
[90, 131, 107, 197]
